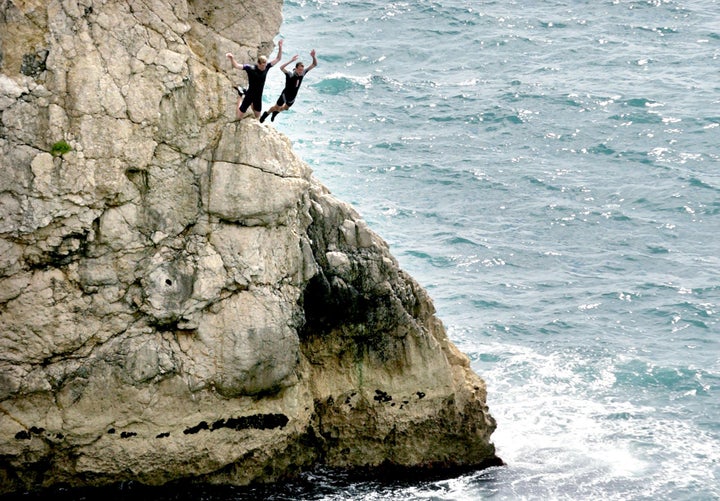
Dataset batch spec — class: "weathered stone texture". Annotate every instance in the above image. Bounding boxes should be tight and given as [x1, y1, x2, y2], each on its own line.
[0, 0, 497, 494]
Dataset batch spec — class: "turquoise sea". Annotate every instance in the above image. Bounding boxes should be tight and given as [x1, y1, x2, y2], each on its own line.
[268, 0, 720, 499]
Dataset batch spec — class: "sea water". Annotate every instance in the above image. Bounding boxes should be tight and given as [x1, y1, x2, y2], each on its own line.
[264, 0, 720, 499]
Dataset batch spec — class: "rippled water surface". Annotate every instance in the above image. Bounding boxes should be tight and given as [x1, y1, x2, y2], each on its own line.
[268, 0, 720, 499]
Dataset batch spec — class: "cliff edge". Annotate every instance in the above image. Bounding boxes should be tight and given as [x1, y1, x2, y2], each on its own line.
[0, 0, 498, 493]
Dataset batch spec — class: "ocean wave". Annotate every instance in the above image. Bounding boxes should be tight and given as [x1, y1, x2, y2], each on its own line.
[479, 109, 526, 126]
[444, 235, 484, 247]
[311, 73, 372, 94]
[613, 359, 716, 394]
[633, 25, 680, 35]
[686, 177, 720, 193]
[624, 97, 662, 108]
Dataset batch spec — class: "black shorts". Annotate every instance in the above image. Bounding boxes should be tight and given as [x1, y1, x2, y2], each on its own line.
[240, 93, 262, 113]
[276, 92, 296, 108]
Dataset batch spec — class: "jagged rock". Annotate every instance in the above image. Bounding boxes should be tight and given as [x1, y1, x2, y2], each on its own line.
[0, 0, 498, 494]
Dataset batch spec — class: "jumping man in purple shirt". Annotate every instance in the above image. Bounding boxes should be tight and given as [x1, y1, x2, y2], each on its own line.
[226, 40, 283, 120]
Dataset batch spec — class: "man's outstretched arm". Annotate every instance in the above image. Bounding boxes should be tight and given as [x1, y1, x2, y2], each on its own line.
[270, 39, 284, 66]
[225, 52, 243, 70]
[305, 49, 318, 73]
[280, 54, 299, 74]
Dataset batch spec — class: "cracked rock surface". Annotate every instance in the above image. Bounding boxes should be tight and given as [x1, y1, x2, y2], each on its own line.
[0, 0, 497, 493]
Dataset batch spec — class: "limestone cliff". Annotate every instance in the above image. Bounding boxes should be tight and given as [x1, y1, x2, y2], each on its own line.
[0, 0, 498, 494]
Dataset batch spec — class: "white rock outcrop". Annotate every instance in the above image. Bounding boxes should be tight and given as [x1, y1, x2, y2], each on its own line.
[0, 0, 498, 494]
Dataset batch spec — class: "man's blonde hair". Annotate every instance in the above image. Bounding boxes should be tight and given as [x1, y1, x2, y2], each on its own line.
[258, 55, 268, 64]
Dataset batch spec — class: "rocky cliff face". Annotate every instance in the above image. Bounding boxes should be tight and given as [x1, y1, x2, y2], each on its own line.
[0, 0, 498, 494]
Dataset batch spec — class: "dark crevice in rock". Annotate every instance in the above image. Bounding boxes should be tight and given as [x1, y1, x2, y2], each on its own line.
[20, 50, 48, 78]
[300, 269, 406, 364]
[373, 390, 392, 403]
[301, 272, 369, 336]
[25, 229, 93, 269]
[14, 427, 65, 443]
[183, 414, 289, 435]
[125, 168, 149, 196]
